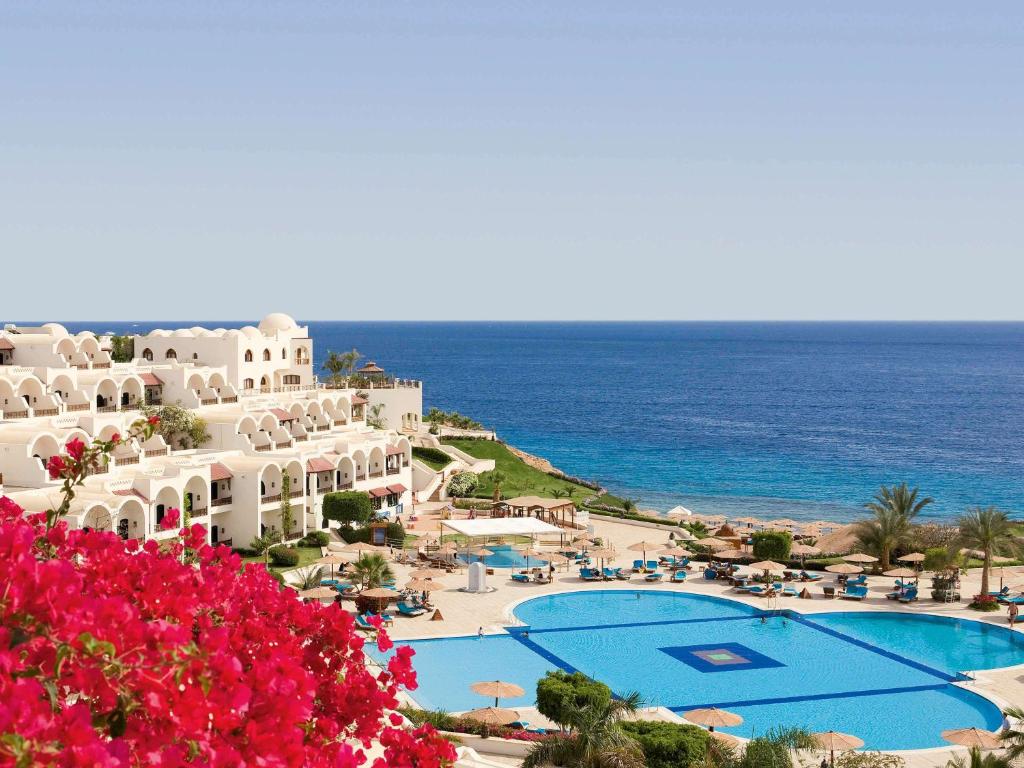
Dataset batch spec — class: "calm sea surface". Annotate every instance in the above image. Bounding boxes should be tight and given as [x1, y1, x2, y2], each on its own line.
[56, 321, 1024, 524]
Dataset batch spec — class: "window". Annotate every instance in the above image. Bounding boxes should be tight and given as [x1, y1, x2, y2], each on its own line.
[260, 376, 269, 387]
[295, 347, 309, 365]
[165, 349, 177, 360]
[243, 378, 254, 389]
[141, 348, 153, 361]
[192, 352, 198, 360]
[283, 375, 300, 385]
[244, 349, 253, 362]
[281, 349, 287, 360]
[262, 349, 271, 361]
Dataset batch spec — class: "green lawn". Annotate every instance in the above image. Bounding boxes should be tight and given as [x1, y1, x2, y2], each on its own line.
[412, 447, 452, 471]
[239, 545, 324, 575]
[442, 439, 595, 504]
[590, 492, 628, 510]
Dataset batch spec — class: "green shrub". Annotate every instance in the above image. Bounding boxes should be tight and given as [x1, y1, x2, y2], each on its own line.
[322, 491, 374, 527]
[412, 446, 452, 467]
[740, 736, 791, 768]
[340, 521, 405, 545]
[299, 530, 331, 547]
[752, 530, 792, 561]
[446, 472, 479, 497]
[618, 721, 709, 768]
[536, 671, 612, 727]
[923, 546, 957, 572]
[268, 546, 300, 567]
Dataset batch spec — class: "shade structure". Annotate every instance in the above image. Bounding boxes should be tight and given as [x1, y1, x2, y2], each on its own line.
[709, 731, 741, 747]
[684, 707, 743, 730]
[343, 542, 387, 554]
[843, 553, 878, 564]
[544, 552, 571, 564]
[941, 727, 1002, 750]
[660, 546, 693, 557]
[410, 568, 447, 579]
[297, 586, 336, 600]
[748, 560, 787, 572]
[699, 537, 732, 550]
[573, 536, 597, 545]
[627, 541, 662, 562]
[314, 552, 349, 577]
[883, 567, 918, 578]
[791, 543, 821, 556]
[360, 587, 396, 599]
[897, 552, 926, 563]
[470, 680, 525, 707]
[462, 707, 520, 726]
[406, 579, 444, 592]
[436, 542, 460, 554]
[715, 549, 746, 560]
[813, 730, 864, 764]
[469, 548, 494, 558]
[589, 548, 618, 561]
[826, 563, 864, 574]
[518, 548, 546, 568]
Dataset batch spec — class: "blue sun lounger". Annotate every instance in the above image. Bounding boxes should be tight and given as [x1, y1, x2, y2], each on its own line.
[579, 567, 603, 581]
[841, 585, 868, 601]
[990, 586, 1011, 598]
[397, 601, 426, 617]
[511, 572, 530, 583]
[671, 570, 687, 583]
[646, 560, 659, 571]
[799, 571, 823, 582]
[632, 559, 644, 571]
[644, 572, 664, 583]
[897, 587, 918, 603]
[845, 575, 868, 587]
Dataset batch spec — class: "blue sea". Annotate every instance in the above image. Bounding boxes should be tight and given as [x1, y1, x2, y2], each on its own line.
[54, 321, 1024, 524]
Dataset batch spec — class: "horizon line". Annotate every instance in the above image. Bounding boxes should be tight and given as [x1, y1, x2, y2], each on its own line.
[9, 319, 1024, 325]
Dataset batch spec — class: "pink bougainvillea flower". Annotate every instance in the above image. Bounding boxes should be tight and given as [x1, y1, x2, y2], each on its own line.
[159, 507, 181, 530]
[46, 455, 67, 480]
[65, 437, 86, 461]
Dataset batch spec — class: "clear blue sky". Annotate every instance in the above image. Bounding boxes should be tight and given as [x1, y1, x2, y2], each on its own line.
[2, 2, 1021, 321]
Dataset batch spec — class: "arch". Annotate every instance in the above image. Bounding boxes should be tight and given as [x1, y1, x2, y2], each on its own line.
[262, 348, 272, 362]
[306, 400, 324, 420]
[77, 336, 100, 358]
[93, 377, 117, 409]
[187, 373, 206, 393]
[119, 376, 144, 408]
[294, 346, 309, 365]
[141, 348, 153, 361]
[97, 424, 121, 443]
[114, 498, 146, 540]
[30, 433, 61, 468]
[334, 396, 352, 423]
[15, 376, 46, 407]
[152, 486, 181, 528]
[82, 504, 113, 532]
[237, 415, 258, 439]
[208, 372, 226, 389]
[258, 413, 278, 432]
[243, 378, 254, 390]
[336, 456, 355, 489]
[281, 459, 304, 495]
[368, 446, 386, 477]
[244, 349, 253, 362]
[49, 373, 75, 401]
[260, 464, 283, 498]
[288, 402, 305, 420]
[183, 474, 208, 515]
[351, 449, 367, 480]
[56, 337, 77, 361]
[165, 349, 177, 360]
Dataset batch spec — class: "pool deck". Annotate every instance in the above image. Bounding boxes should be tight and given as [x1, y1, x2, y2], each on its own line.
[378, 513, 1024, 766]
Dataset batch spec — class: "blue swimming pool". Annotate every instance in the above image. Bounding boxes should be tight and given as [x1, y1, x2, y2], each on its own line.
[372, 591, 1024, 750]
[456, 544, 548, 569]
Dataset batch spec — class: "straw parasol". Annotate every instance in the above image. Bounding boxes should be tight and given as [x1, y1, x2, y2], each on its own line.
[684, 707, 743, 732]
[826, 563, 864, 575]
[360, 587, 395, 599]
[627, 541, 663, 562]
[897, 552, 926, 564]
[543, 552, 572, 570]
[715, 549, 746, 560]
[589, 548, 618, 564]
[435, 542, 460, 555]
[462, 707, 520, 726]
[344, 542, 386, 554]
[843, 553, 878, 564]
[469, 547, 494, 561]
[812, 731, 864, 765]
[748, 560, 787, 583]
[406, 579, 444, 593]
[314, 552, 349, 577]
[883, 567, 918, 579]
[297, 586, 336, 600]
[941, 727, 1002, 750]
[518, 548, 547, 569]
[660, 546, 692, 562]
[470, 680, 525, 707]
[791, 543, 821, 567]
[410, 568, 447, 579]
[699, 537, 732, 551]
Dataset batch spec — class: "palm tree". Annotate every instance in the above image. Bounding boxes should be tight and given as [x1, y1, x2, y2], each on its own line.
[855, 483, 933, 569]
[523, 692, 645, 768]
[322, 351, 346, 388]
[341, 348, 362, 376]
[945, 747, 1012, 768]
[349, 553, 394, 591]
[999, 706, 1024, 762]
[621, 499, 636, 518]
[486, 470, 508, 501]
[958, 506, 1019, 599]
[366, 403, 387, 429]
[295, 566, 325, 590]
[549, 487, 572, 500]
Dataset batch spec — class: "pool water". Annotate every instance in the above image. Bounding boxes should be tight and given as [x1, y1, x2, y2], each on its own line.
[372, 591, 1022, 750]
[456, 544, 548, 569]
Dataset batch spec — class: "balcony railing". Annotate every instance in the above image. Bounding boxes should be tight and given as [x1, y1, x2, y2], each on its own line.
[221, 396, 238, 403]
[386, 467, 400, 476]
[190, 507, 208, 516]
[316, 487, 328, 495]
[97, 405, 116, 413]
[316, 424, 330, 431]
[211, 496, 232, 507]
[355, 474, 366, 481]
[121, 403, 141, 411]
[276, 441, 292, 449]
[116, 455, 140, 466]
[254, 444, 271, 452]
[65, 403, 89, 412]
[34, 408, 58, 417]
[201, 398, 218, 405]
[93, 362, 111, 369]
[4, 410, 28, 419]
[337, 481, 353, 490]
[261, 493, 282, 504]
[294, 434, 307, 442]
[144, 448, 168, 457]
[288, 489, 303, 499]
[368, 471, 383, 479]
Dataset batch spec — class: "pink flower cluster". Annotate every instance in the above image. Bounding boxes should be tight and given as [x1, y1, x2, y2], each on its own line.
[0, 496, 454, 767]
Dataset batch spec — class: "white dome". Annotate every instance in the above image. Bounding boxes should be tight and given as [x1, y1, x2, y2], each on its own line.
[41, 323, 69, 337]
[190, 326, 212, 337]
[258, 313, 298, 334]
[225, 329, 243, 338]
[240, 326, 262, 340]
[171, 329, 194, 338]
[148, 329, 169, 338]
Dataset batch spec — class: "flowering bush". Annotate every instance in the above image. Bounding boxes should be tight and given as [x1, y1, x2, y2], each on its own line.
[969, 593, 1001, 611]
[0, 419, 453, 767]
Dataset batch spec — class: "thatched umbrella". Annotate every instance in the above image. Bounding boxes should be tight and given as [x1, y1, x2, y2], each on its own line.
[627, 541, 663, 565]
[748, 560, 787, 584]
[715, 549, 746, 560]
[344, 542, 387, 554]
[812, 731, 864, 766]
[470, 680, 525, 707]
[791, 542, 821, 568]
[843, 553, 878, 564]
[825, 563, 864, 575]
[410, 568, 447, 579]
[518, 548, 547, 570]
[660, 546, 692, 557]
[589, 548, 618, 569]
[897, 552, 926, 564]
[406, 578, 444, 604]
[941, 727, 1002, 750]
[314, 552, 349, 578]
[360, 587, 396, 613]
[699, 537, 732, 551]
[462, 707, 520, 726]
[884, 567, 918, 580]
[297, 586, 336, 601]
[684, 707, 743, 733]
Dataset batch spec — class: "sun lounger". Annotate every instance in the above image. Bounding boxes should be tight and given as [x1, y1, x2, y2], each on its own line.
[397, 602, 426, 617]
[703, 568, 718, 580]
[846, 575, 867, 587]
[748, 586, 778, 597]
[898, 587, 918, 603]
[841, 585, 868, 601]
[781, 586, 799, 597]
[998, 595, 1024, 605]
[644, 572, 664, 583]
[602, 567, 618, 580]
[800, 570, 823, 582]
[511, 573, 531, 583]
[671, 570, 687, 583]
[632, 560, 644, 571]
[355, 612, 393, 630]
[990, 586, 1011, 597]
[646, 560, 659, 572]
[579, 567, 603, 581]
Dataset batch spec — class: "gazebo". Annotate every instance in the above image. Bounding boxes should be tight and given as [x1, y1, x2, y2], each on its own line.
[439, 517, 566, 553]
[491, 496, 580, 529]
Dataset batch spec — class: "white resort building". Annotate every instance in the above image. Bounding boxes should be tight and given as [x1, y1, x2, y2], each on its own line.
[0, 313, 424, 548]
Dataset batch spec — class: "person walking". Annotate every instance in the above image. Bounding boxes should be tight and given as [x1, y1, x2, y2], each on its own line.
[1009, 601, 1019, 628]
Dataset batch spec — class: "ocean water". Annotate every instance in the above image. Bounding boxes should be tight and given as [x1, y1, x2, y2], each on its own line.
[55, 321, 1024, 523]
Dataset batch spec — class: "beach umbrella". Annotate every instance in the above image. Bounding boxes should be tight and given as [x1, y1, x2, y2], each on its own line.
[470, 680, 525, 707]
[589, 548, 618, 565]
[297, 586, 336, 601]
[813, 731, 864, 766]
[941, 727, 1002, 750]
[716, 549, 746, 560]
[683, 707, 743, 732]
[406, 579, 444, 592]
[410, 568, 447, 579]
[791, 543, 821, 568]
[667, 505, 694, 518]
[360, 587, 395, 598]
[897, 552, 926, 564]
[883, 567, 918, 578]
[314, 552, 348, 578]
[748, 560, 786, 583]
[699, 537, 732, 551]
[462, 707, 520, 726]
[709, 730, 740, 747]
[518, 548, 546, 569]
[843, 553, 878, 564]
[660, 546, 692, 556]
[825, 563, 864, 575]
[627, 541, 662, 564]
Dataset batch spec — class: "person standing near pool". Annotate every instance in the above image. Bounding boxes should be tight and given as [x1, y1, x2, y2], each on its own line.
[1010, 602, 1019, 628]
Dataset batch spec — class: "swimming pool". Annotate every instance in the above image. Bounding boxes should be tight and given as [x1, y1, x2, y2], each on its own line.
[456, 544, 548, 569]
[373, 591, 1024, 750]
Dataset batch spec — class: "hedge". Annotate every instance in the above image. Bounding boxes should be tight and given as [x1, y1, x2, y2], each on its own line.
[618, 721, 710, 768]
[536, 671, 612, 727]
[340, 521, 405, 545]
[322, 491, 374, 527]
[268, 546, 300, 567]
[751, 530, 792, 561]
[399, 708, 549, 742]
[411, 446, 452, 466]
[298, 530, 330, 548]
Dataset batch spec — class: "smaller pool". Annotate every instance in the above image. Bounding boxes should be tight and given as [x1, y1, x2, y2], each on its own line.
[458, 544, 548, 569]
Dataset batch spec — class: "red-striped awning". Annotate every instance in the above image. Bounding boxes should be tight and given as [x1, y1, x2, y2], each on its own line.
[306, 458, 333, 473]
[270, 408, 295, 421]
[386, 445, 405, 456]
[351, 395, 368, 405]
[113, 488, 149, 503]
[387, 484, 407, 494]
[210, 462, 233, 481]
[140, 373, 162, 386]
[369, 487, 389, 498]
[0, 338, 15, 351]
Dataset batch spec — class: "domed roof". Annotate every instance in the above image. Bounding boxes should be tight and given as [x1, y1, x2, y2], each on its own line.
[258, 313, 298, 334]
[41, 323, 69, 337]
[148, 329, 170, 338]
[240, 326, 262, 340]
[225, 329, 243, 338]
[190, 326, 213, 337]
[171, 329, 194, 338]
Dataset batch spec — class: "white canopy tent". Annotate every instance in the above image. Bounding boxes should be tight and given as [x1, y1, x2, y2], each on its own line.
[440, 517, 563, 539]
